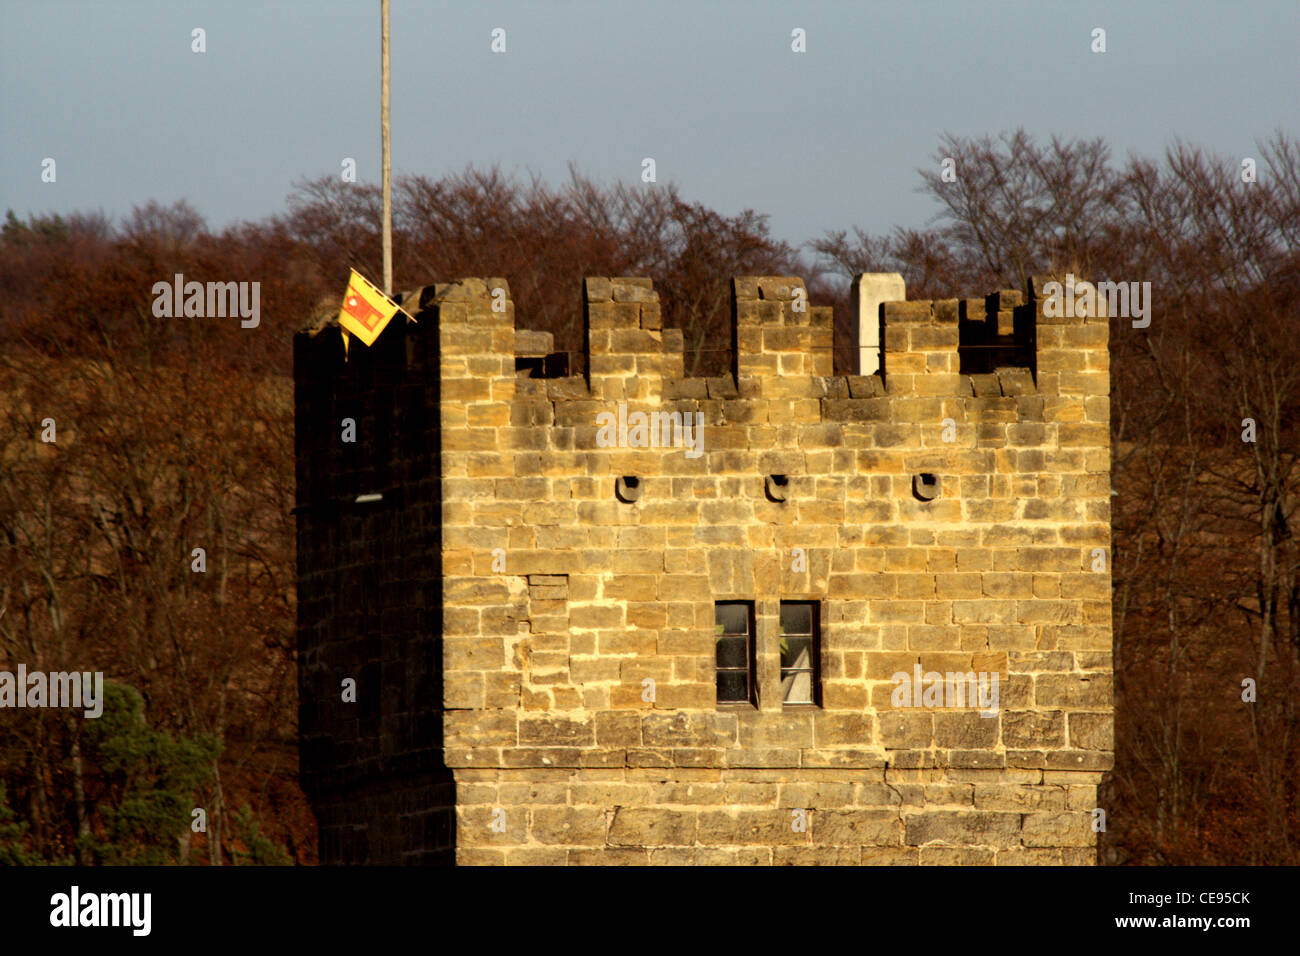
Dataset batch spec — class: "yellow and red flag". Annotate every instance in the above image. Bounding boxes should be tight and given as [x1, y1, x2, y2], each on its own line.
[337, 268, 402, 349]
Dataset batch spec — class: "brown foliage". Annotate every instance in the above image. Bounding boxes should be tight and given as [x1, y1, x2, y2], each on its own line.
[1, 137, 1296, 863]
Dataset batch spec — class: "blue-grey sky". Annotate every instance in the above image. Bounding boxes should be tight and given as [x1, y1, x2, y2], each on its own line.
[2, 1, 1296, 249]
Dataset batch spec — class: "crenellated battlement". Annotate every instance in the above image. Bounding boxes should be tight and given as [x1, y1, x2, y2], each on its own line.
[300, 272, 1108, 412]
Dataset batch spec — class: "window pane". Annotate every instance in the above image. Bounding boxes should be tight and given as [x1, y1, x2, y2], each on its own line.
[780, 603, 812, 635]
[780, 637, 811, 670]
[716, 636, 748, 668]
[782, 669, 813, 704]
[717, 671, 749, 702]
[716, 603, 749, 635]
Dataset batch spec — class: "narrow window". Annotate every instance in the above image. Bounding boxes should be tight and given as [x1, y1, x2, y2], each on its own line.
[715, 602, 755, 705]
[780, 601, 820, 706]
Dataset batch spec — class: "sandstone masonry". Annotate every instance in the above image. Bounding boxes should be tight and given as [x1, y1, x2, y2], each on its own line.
[295, 273, 1114, 865]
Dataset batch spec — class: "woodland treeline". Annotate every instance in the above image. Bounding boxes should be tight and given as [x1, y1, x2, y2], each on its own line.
[0, 130, 1296, 864]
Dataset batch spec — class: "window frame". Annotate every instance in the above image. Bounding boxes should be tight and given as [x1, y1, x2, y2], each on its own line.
[779, 599, 822, 708]
[714, 600, 757, 707]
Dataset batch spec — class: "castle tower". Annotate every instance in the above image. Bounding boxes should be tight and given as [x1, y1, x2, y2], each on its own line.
[294, 273, 1113, 864]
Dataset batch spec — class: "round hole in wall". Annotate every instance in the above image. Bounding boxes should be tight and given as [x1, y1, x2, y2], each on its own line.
[913, 473, 940, 501]
[765, 474, 789, 502]
[615, 475, 642, 503]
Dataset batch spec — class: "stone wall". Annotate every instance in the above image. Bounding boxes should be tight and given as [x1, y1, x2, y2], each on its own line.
[423, 273, 1113, 864]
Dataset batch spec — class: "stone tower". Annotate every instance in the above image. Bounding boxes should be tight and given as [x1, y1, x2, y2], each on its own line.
[294, 273, 1113, 865]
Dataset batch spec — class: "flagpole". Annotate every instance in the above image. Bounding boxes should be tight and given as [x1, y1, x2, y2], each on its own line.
[381, 0, 393, 296]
